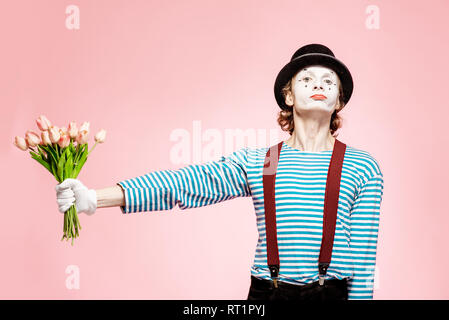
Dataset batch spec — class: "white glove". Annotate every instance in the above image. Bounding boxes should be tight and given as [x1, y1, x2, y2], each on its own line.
[55, 178, 97, 215]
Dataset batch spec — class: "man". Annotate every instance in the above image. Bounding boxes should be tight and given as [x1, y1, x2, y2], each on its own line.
[56, 44, 384, 300]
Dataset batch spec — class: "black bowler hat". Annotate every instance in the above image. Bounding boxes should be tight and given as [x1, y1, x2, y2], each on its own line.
[274, 43, 354, 110]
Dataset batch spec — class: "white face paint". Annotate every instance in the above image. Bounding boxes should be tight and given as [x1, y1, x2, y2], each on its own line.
[286, 65, 340, 112]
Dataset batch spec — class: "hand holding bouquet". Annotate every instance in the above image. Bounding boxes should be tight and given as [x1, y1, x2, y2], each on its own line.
[13, 115, 106, 245]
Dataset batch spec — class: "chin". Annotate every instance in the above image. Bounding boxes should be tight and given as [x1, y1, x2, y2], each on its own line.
[295, 104, 332, 112]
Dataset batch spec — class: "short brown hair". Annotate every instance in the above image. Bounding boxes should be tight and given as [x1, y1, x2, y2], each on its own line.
[277, 76, 345, 137]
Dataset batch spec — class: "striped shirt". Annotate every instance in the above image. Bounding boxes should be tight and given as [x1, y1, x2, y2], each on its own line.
[117, 141, 384, 300]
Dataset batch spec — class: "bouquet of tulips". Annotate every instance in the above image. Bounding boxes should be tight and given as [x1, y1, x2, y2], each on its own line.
[13, 115, 106, 245]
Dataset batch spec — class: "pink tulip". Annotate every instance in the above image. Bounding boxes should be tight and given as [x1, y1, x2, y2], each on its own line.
[68, 121, 78, 139]
[94, 129, 107, 143]
[41, 131, 52, 145]
[13, 136, 28, 151]
[76, 130, 88, 145]
[58, 132, 71, 148]
[25, 130, 41, 147]
[79, 122, 90, 134]
[59, 127, 68, 137]
[49, 126, 60, 144]
[36, 115, 52, 131]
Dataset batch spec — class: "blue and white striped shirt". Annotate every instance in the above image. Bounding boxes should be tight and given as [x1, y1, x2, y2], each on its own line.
[117, 141, 384, 300]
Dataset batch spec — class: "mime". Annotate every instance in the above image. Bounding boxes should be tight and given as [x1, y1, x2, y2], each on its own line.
[55, 43, 384, 301]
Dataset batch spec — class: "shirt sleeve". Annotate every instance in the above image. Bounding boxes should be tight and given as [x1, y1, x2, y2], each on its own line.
[116, 147, 251, 214]
[347, 173, 384, 300]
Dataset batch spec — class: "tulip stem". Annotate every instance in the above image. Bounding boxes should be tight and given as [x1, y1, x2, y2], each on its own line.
[88, 141, 98, 155]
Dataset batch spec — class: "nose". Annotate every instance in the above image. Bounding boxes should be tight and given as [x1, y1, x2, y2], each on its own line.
[313, 81, 324, 91]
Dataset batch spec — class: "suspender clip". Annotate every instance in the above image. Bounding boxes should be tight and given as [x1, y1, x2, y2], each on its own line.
[319, 276, 325, 286]
[269, 265, 280, 288]
[318, 262, 330, 286]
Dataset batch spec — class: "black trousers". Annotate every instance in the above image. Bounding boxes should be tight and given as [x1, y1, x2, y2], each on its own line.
[247, 275, 348, 301]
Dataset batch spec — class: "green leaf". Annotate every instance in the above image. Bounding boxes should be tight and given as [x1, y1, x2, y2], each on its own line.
[51, 160, 60, 182]
[57, 160, 64, 181]
[36, 145, 47, 160]
[74, 143, 80, 159]
[29, 151, 53, 175]
[73, 144, 83, 168]
[65, 147, 72, 160]
[73, 144, 89, 178]
[65, 150, 73, 178]
[57, 147, 70, 181]
[40, 145, 59, 165]
[37, 145, 53, 169]
[75, 143, 86, 165]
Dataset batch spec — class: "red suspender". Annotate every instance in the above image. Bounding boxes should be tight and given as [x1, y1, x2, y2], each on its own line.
[262, 141, 284, 288]
[262, 140, 346, 288]
[318, 139, 346, 285]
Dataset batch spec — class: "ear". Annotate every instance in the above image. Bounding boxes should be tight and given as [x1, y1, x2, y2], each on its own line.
[284, 90, 294, 107]
[335, 100, 341, 112]
[335, 91, 344, 112]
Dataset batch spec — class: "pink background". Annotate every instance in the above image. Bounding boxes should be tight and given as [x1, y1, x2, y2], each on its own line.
[1, 0, 448, 299]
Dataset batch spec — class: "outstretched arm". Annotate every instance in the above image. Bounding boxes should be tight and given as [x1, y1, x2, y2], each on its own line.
[116, 147, 250, 214]
[95, 186, 125, 209]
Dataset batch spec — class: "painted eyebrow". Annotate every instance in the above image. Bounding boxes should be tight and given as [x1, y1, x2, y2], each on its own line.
[300, 70, 335, 78]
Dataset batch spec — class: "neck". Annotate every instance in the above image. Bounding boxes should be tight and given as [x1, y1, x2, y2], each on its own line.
[285, 112, 335, 152]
